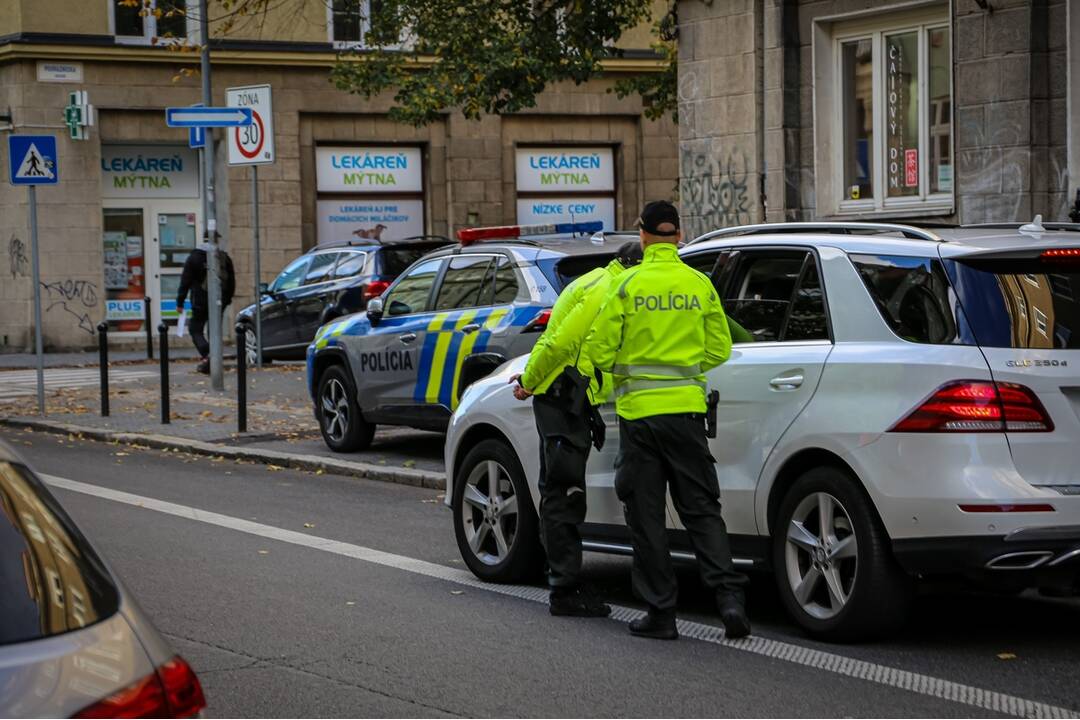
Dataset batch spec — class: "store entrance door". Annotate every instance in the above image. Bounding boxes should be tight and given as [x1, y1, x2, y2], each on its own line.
[102, 202, 200, 336]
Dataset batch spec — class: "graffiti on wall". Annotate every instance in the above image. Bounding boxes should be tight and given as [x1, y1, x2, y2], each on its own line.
[679, 148, 752, 237]
[41, 279, 97, 335]
[8, 234, 28, 278]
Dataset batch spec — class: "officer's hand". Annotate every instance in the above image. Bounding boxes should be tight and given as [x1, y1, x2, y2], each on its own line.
[508, 373, 522, 386]
[512, 385, 533, 401]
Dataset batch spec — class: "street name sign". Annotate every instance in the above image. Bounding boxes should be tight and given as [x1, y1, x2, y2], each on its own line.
[226, 84, 275, 166]
[165, 106, 253, 128]
[8, 135, 58, 185]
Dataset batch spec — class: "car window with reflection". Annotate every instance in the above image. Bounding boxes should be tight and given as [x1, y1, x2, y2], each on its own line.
[851, 254, 959, 344]
[271, 256, 310, 293]
[384, 259, 442, 316]
[0, 460, 119, 646]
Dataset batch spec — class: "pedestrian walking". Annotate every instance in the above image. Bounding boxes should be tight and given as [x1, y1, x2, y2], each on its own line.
[580, 201, 751, 640]
[510, 241, 643, 617]
[176, 236, 236, 375]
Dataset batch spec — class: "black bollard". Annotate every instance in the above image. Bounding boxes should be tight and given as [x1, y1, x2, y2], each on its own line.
[158, 323, 170, 424]
[144, 296, 153, 360]
[97, 322, 109, 417]
[235, 323, 247, 433]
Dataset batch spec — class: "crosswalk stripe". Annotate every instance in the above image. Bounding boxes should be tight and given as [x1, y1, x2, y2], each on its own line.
[0, 368, 158, 400]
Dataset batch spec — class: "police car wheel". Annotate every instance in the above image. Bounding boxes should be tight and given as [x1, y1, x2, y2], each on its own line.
[317, 365, 375, 452]
[772, 466, 911, 641]
[453, 439, 543, 583]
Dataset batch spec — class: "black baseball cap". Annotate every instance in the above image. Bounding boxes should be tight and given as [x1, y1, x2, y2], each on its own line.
[637, 200, 681, 236]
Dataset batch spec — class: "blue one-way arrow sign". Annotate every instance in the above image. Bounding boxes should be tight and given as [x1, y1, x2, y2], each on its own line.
[166, 106, 253, 128]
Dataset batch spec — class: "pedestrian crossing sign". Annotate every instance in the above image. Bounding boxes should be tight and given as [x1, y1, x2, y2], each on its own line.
[8, 135, 58, 185]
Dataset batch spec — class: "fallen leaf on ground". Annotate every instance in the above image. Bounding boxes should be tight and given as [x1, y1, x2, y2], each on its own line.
[345, 601, 355, 606]
[997, 653, 1017, 660]
[257, 550, 269, 555]
[266, 464, 283, 471]
[450, 590, 464, 596]
[315, 469, 324, 475]
[402, 460, 416, 468]
[114, 452, 129, 457]
[303, 523, 315, 528]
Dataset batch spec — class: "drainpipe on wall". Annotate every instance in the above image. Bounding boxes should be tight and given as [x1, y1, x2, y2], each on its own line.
[1069, 0, 1080, 221]
[755, 0, 766, 222]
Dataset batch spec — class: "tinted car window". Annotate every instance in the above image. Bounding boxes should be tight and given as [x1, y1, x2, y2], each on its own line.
[334, 252, 368, 278]
[945, 258, 1080, 349]
[0, 460, 119, 646]
[384, 259, 442, 316]
[682, 250, 730, 293]
[851, 254, 958, 344]
[304, 252, 338, 285]
[381, 245, 448, 275]
[435, 255, 493, 311]
[783, 260, 830, 341]
[486, 256, 520, 305]
[724, 251, 808, 342]
[271, 256, 310, 292]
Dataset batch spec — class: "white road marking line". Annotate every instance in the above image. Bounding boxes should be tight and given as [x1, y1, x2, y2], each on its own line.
[0, 369, 156, 399]
[43, 474, 1078, 719]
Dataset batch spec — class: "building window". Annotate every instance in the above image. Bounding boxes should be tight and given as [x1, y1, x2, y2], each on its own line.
[816, 8, 952, 217]
[314, 145, 426, 245]
[329, 0, 407, 49]
[111, 0, 193, 45]
[514, 146, 617, 234]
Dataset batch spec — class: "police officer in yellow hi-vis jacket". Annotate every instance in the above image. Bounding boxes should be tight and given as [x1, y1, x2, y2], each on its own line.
[579, 201, 751, 640]
[509, 242, 643, 618]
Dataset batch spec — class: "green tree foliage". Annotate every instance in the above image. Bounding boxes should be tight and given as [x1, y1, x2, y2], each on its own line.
[329, 0, 667, 126]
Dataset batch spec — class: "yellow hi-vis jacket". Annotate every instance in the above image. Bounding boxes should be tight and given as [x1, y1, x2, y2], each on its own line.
[519, 258, 628, 403]
[579, 243, 732, 420]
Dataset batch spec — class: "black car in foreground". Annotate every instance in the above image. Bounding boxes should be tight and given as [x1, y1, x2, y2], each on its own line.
[237, 236, 451, 362]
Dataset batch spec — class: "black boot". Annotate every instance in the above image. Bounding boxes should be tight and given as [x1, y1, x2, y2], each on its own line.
[549, 587, 611, 618]
[718, 595, 751, 639]
[628, 608, 678, 640]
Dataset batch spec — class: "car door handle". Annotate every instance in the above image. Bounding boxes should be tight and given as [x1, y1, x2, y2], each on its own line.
[461, 323, 481, 334]
[769, 373, 804, 390]
[398, 332, 417, 344]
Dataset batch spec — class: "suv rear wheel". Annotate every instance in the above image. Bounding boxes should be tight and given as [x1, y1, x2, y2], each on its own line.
[317, 365, 375, 452]
[773, 466, 911, 641]
[453, 439, 543, 582]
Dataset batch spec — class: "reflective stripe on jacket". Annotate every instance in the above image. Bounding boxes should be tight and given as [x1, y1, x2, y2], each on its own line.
[580, 243, 732, 420]
[520, 258, 627, 403]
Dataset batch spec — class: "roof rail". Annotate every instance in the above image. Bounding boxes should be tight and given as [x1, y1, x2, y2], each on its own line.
[686, 222, 943, 246]
[960, 222, 1080, 232]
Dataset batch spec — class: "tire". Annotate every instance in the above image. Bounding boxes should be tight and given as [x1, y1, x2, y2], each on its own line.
[772, 466, 912, 641]
[452, 438, 543, 583]
[316, 364, 375, 452]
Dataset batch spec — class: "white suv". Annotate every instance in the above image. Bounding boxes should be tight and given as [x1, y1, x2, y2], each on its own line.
[444, 220, 1080, 640]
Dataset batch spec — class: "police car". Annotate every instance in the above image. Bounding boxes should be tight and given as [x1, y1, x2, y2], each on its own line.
[306, 222, 635, 451]
[446, 219, 1080, 640]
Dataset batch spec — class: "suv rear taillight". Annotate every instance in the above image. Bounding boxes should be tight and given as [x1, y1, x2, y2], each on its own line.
[889, 380, 1054, 433]
[363, 279, 391, 302]
[522, 308, 552, 333]
[75, 655, 206, 719]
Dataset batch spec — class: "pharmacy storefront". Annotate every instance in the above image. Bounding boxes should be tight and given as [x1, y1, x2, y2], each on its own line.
[515, 146, 616, 231]
[100, 144, 202, 335]
[315, 145, 425, 245]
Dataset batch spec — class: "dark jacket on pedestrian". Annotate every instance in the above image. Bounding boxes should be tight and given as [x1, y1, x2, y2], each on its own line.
[177, 243, 236, 313]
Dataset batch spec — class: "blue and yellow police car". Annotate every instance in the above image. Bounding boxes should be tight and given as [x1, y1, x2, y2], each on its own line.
[306, 222, 633, 451]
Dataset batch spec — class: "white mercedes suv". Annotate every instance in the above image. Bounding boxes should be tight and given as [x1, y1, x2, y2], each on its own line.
[444, 220, 1080, 640]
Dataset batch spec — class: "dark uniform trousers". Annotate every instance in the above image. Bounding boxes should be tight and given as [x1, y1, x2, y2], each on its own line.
[533, 392, 592, 589]
[188, 306, 210, 358]
[615, 413, 748, 611]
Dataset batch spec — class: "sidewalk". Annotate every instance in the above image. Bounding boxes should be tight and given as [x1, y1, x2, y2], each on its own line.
[0, 360, 446, 489]
[0, 347, 204, 369]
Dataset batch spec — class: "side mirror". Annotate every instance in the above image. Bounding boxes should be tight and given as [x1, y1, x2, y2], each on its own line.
[366, 297, 384, 326]
[258, 282, 270, 296]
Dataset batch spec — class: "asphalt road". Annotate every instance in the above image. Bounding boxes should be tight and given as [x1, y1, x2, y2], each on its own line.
[5, 426, 1079, 718]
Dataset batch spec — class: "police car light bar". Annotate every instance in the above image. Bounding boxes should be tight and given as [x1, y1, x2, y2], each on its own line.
[457, 221, 604, 245]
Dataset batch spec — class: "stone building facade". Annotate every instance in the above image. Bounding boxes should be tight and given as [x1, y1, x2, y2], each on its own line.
[0, 0, 676, 350]
[677, 0, 1080, 240]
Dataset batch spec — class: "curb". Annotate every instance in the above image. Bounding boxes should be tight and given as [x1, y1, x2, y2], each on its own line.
[1, 418, 446, 491]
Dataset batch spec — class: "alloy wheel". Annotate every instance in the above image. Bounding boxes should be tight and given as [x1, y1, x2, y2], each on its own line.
[784, 492, 858, 620]
[460, 460, 519, 566]
[320, 378, 349, 443]
[244, 327, 258, 366]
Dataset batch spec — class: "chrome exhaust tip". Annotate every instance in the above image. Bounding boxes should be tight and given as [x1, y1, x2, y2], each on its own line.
[985, 551, 1054, 570]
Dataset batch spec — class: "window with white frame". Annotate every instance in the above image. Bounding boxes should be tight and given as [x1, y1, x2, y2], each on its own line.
[111, 0, 194, 44]
[816, 9, 952, 216]
[329, 0, 410, 49]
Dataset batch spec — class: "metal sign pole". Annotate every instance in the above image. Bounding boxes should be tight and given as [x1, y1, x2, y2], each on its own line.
[252, 165, 263, 367]
[199, 0, 224, 392]
[29, 185, 44, 416]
